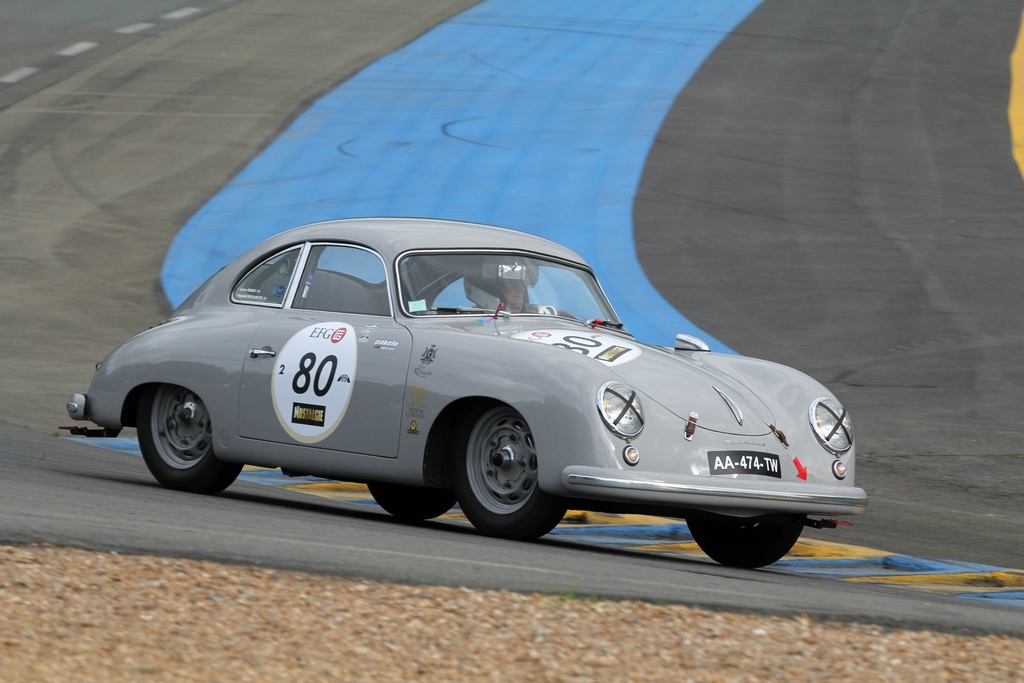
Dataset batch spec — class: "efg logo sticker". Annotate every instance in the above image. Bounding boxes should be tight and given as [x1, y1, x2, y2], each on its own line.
[272, 322, 357, 443]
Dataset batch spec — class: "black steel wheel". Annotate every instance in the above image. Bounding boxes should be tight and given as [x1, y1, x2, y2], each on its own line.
[452, 405, 566, 540]
[137, 384, 241, 494]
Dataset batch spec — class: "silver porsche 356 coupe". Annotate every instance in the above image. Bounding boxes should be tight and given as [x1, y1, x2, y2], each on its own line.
[66, 217, 866, 568]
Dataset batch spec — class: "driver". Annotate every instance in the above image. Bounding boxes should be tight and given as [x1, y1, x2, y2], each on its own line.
[499, 279, 527, 313]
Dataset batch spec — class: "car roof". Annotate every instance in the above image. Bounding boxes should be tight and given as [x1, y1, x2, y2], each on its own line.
[174, 218, 594, 313]
[253, 217, 588, 266]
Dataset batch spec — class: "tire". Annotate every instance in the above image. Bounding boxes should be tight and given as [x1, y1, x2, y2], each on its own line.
[368, 482, 456, 521]
[452, 405, 566, 540]
[137, 384, 242, 494]
[687, 516, 804, 568]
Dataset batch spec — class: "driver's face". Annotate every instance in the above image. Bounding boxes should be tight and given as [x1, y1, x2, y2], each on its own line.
[500, 282, 525, 312]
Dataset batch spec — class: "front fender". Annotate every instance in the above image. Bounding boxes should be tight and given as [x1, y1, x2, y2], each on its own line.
[398, 327, 625, 492]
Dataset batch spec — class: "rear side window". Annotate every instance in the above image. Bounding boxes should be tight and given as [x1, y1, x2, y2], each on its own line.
[232, 247, 301, 307]
[293, 245, 391, 316]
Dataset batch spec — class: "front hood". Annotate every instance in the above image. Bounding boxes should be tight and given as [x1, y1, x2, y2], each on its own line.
[618, 347, 779, 437]
[509, 325, 777, 437]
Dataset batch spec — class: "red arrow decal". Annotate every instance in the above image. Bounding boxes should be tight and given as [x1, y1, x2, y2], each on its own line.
[793, 457, 808, 480]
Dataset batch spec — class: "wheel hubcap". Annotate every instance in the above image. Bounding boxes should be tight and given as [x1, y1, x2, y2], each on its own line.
[153, 386, 212, 469]
[469, 410, 538, 514]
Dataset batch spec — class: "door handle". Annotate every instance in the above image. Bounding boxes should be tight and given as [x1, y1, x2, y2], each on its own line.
[248, 347, 277, 359]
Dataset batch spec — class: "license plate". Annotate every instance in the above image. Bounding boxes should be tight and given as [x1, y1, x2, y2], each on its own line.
[708, 451, 781, 478]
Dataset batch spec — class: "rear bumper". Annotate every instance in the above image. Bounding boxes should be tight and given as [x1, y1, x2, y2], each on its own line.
[66, 393, 88, 421]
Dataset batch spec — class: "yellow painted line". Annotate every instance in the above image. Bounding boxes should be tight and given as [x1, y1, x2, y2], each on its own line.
[282, 485, 370, 502]
[626, 538, 889, 561]
[1010, 9, 1024, 177]
[845, 584, 1010, 600]
[82, 441, 1023, 606]
[837, 582, 1023, 601]
[244, 467, 1023, 604]
[847, 570, 1024, 588]
[634, 542, 702, 552]
[286, 481, 369, 493]
[787, 537, 891, 560]
[560, 510, 679, 526]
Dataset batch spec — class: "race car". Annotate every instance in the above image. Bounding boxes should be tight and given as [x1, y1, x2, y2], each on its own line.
[65, 217, 866, 568]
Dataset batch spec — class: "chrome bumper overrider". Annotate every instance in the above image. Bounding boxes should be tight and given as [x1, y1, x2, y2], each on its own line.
[67, 392, 88, 421]
[561, 466, 868, 516]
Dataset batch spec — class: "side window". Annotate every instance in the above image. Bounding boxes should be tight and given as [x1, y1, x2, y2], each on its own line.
[232, 247, 301, 307]
[433, 277, 475, 309]
[294, 245, 390, 316]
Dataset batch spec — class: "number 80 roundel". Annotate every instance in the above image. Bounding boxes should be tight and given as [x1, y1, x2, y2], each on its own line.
[271, 322, 357, 443]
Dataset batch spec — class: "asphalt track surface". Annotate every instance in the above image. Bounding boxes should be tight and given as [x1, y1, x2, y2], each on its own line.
[1, 0, 1022, 633]
[156, 0, 763, 350]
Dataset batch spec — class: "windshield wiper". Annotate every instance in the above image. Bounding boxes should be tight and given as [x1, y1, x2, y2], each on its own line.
[432, 306, 494, 315]
[492, 302, 511, 320]
[587, 318, 625, 330]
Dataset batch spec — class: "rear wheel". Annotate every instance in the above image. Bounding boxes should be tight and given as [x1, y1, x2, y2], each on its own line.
[687, 516, 803, 568]
[137, 384, 241, 494]
[453, 405, 566, 540]
[368, 482, 456, 521]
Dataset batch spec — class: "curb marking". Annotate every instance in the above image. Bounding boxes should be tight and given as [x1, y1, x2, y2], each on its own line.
[67, 437, 1024, 608]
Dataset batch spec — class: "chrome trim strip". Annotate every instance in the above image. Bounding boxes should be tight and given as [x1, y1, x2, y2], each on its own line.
[713, 386, 743, 426]
[231, 243, 308, 309]
[291, 242, 395, 316]
[393, 247, 622, 324]
[565, 473, 867, 508]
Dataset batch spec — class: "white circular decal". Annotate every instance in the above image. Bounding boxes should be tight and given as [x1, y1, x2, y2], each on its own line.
[512, 329, 641, 366]
[272, 322, 357, 443]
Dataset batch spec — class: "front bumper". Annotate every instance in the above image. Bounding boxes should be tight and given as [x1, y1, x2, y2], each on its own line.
[561, 465, 867, 518]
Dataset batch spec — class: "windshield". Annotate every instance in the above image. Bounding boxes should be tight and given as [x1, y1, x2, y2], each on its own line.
[398, 252, 618, 322]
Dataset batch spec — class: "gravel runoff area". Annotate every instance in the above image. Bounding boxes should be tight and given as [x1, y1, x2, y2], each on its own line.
[1, 544, 1021, 682]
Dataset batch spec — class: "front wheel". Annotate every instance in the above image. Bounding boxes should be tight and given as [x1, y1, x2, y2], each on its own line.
[368, 482, 456, 521]
[137, 384, 242, 494]
[453, 405, 566, 540]
[687, 516, 803, 568]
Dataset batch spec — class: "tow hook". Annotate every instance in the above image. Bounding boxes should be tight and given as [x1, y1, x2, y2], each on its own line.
[58, 426, 122, 438]
[803, 518, 853, 529]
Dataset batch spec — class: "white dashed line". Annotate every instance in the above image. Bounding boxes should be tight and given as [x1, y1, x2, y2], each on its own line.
[57, 42, 99, 57]
[4, 7, 210, 90]
[0, 67, 41, 84]
[161, 7, 202, 21]
[115, 23, 155, 34]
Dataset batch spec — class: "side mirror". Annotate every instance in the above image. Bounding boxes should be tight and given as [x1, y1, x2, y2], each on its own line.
[675, 333, 710, 352]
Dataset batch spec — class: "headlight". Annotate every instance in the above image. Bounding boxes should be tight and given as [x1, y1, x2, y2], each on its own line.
[808, 397, 853, 454]
[597, 382, 645, 438]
